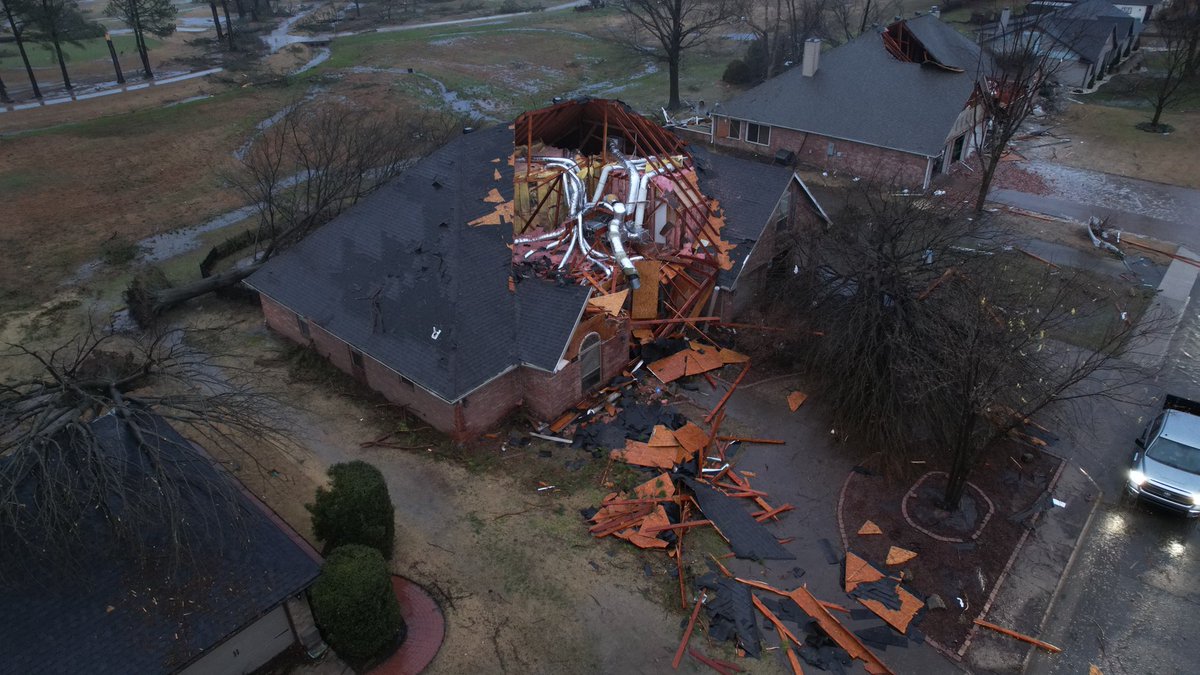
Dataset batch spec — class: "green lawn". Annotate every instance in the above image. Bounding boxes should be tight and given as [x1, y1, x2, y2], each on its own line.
[0, 35, 160, 70]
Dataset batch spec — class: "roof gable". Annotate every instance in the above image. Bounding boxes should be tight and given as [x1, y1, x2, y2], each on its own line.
[718, 17, 981, 157]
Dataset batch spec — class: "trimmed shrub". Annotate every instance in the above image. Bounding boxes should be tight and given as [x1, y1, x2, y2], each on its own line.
[723, 59, 754, 85]
[308, 461, 395, 559]
[310, 545, 404, 664]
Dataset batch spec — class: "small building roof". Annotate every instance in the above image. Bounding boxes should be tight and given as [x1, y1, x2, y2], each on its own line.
[717, 15, 983, 158]
[0, 414, 321, 675]
[689, 147, 801, 287]
[246, 125, 591, 403]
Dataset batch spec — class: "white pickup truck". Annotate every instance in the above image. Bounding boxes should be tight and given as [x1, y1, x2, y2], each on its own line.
[1127, 395, 1200, 517]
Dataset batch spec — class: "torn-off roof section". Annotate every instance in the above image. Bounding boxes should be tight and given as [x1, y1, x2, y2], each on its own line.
[246, 125, 589, 402]
[903, 13, 989, 75]
[689, 146, 796, 287]
[718, 18, 980, 157]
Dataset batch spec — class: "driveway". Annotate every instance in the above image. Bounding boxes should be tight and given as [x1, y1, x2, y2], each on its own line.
[989, 160, 1200, 251]
[1028, 279, 1200, 675]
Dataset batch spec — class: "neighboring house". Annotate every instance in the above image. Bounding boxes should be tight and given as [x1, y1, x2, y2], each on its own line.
[248, 101, 824, 437]
[1030, 0, 1159, 23]
[689, 145, 832, 321]
[0, 414, 323, 675]
[694, 14, 989, 190]
[246, 125, 619, 439]
[984, 0, 1144, 88]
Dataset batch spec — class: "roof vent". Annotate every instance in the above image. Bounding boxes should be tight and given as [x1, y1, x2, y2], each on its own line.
[802, 38, 821, 77]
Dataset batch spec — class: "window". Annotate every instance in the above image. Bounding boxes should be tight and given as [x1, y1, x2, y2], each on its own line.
[746, 123, 770, 146]
[295, 313, 310, 339]
[726, 119, 742, 139]
[350, 349, 364, 370]
[579, 332, 603, 391]
[399, 374, 415, 391]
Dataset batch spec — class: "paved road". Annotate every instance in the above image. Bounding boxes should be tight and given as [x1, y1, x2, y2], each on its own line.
[1029, 279, 1200, 675]
[990, 161, 1200, 251]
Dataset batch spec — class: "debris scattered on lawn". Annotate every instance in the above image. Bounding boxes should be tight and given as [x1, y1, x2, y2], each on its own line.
[858, 520, 883, 536]
[973, 618, 1062, 653]
[885, 546, 918, 566]
[844, 552, 924, 634]
[787, 391, 809, 412]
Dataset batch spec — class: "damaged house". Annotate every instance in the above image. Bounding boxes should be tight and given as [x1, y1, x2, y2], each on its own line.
[693, 14, 990, 190]
[246, 99, 828, 438]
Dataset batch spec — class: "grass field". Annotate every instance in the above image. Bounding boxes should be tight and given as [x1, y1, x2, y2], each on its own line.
[1046, 103, 1200, 189]
[0, 35, 161, 70]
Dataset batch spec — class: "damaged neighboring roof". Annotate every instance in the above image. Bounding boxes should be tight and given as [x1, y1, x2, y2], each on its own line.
[246, 125, 591, 404]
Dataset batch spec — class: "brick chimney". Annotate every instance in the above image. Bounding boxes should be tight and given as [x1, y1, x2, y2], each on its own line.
[802, 38, 821, 77]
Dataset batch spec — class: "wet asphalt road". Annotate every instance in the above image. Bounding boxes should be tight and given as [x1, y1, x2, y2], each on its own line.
[1029, 280, 1200, 675]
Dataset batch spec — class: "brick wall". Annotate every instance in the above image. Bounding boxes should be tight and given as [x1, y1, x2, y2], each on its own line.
[709, 117, 933, 189]
[258, 294, 632, 436]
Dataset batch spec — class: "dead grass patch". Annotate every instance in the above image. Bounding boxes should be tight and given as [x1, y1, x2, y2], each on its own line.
[1047, 104, 1200, 189]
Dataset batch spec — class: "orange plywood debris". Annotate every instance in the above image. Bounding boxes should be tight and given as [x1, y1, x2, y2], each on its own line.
[844, 552, 885, 591]
[612, 440, 677, 469]
[633, 328, 655, 344]
[588, 289, 629, 317]
[631, 260, 661, 319]
[648, 425, 679, 447]
[493, 168, 502, 180]
[788, 586, 894, 675]
[718, 348, 750, 364]
[858, 520, 883, 536]
[845, 552, 923, 634]
[886, 546, 917, 566]
[634, 472, 676, 500]
[484, 188, 505, 203]
[684, 345, 725, 375]
[673, 422, 711, 457]
[648, 350, 689, 383]
[787, 391, 809, 412]
[469, 201, 514, 226]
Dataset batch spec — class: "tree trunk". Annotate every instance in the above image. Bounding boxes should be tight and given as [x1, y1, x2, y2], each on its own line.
[221, 0, 236, 50]
[249, 0, 259, 22]
[859, 0, 872, 35]
[667, 52, 681, 111]
[974, 152, 1001, 214]
[136, 29, 153, 79]
[51, 33, 72, 90]
[234, 0, 245, 19]
[1150, 101, 1165, 128]
[3, 1, 40, 98]
[128, 262, 264, 327]
[209, 0, 224, 39]
[942, 413, 979, 510]
[0, 72, 9, 103]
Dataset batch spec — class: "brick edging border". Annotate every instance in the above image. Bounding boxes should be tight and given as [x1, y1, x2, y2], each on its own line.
[834, 454, 1071, 665]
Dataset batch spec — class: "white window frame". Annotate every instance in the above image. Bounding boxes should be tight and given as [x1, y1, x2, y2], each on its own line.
[746, 122, 771, 146]
[726, 118, 742, 139]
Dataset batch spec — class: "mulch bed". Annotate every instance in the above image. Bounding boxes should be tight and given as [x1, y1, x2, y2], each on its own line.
[839, 441, 1062, 653]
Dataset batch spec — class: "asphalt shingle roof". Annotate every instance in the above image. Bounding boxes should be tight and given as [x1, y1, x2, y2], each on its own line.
[689, 147, 798, 287]
[246, 125, 591, 402]
[718, 15, 982, 157]
[0, 414, 321, 675]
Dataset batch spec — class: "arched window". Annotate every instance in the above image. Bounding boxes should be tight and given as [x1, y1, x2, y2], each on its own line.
[579, 332, 602, 391]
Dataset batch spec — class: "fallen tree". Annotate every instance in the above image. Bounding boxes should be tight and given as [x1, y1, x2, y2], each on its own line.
[125, 100, 460, 326]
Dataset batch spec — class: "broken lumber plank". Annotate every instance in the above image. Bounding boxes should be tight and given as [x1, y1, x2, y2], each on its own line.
[587, 288, 629, 317]
[673, 422, 711, 456]
[709, 553, 733, 578]
[632, 260, 662, 319]
[630, 316, 720, 325]
[705, 362, 750, 423]
[673, 591, 706, 669]
[753, 504, 795, 522]
[787, 391, 808, 412]
[753, 594, 803, 647]
[611, 441, 677, 469]
[530, 432, 572, 444]
[774, 623, 806, 675]
[820, 601, 851, 614]
[973, 619, 1062, 653]
[689, 648, 744, 675]
[734, 577, 788, 596]
[789, 586, 894, 675]
[641, 519, 713, 534]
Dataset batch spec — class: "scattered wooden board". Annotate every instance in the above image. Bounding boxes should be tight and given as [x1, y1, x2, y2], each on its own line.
[787, 391, 809, 412]
[858, 520, 883, 536]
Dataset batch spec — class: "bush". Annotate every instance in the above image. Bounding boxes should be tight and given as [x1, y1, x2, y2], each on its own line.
[308, 461, 396, 559]
[310, 545, 404, 664]
[723, 59, 754, 84]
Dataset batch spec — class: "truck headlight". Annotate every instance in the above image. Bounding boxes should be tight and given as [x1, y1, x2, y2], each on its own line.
[1192, 493, 1200, 505]
[1129, 469, 1147, 486]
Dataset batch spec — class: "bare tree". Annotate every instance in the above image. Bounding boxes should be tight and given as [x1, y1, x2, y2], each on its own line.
[757, 187, 1159, 509]
[1140, 7, 1199, 131]
[971, 14, 1069, 214]
[0, 323, 295, 574]
[828, 0, 896, 43]
[125, 100, 460, 325]
[619, 0, 734, 110]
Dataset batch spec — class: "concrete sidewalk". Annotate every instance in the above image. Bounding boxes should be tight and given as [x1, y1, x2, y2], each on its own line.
[991, 189, 1199, 252]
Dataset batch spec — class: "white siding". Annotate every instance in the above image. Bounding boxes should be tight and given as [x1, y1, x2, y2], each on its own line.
[182, 605, 296, 675]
